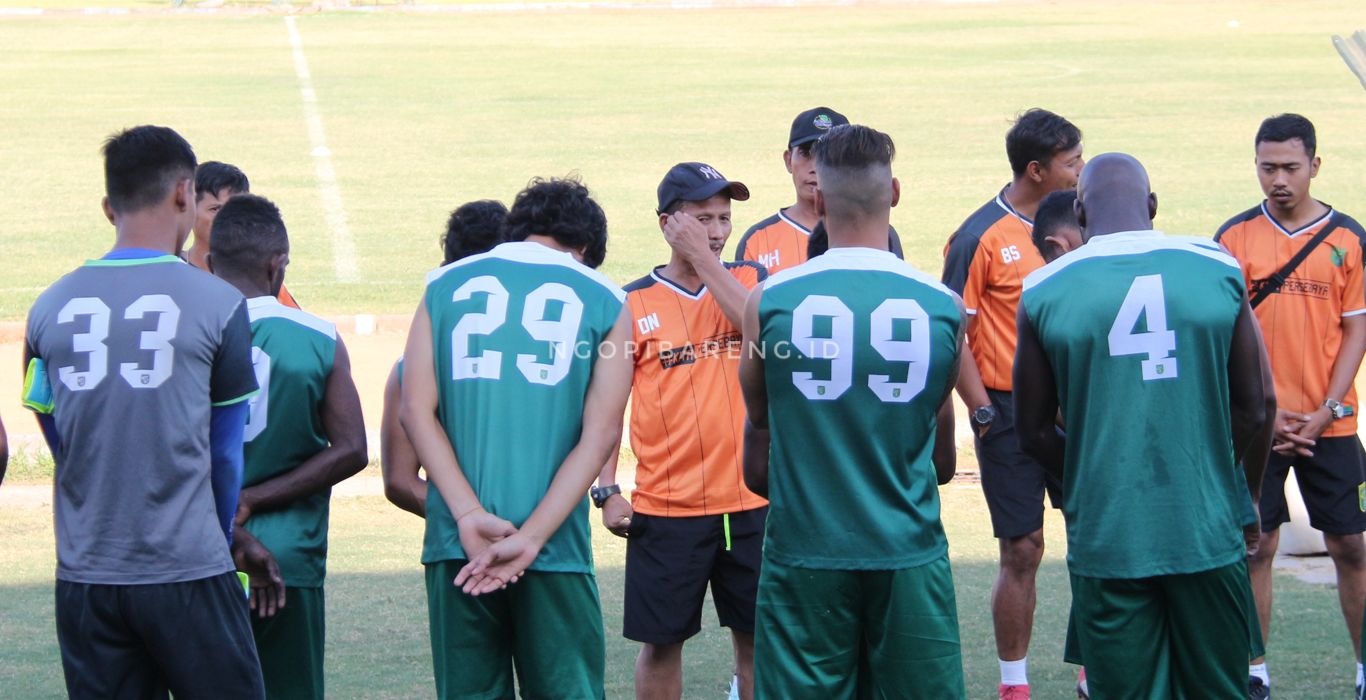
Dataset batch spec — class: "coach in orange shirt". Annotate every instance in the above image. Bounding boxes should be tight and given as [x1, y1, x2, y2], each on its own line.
[941, 109, 1083, 700]
[595, 162, 768, 700]
[1216, 113, 1366, 698]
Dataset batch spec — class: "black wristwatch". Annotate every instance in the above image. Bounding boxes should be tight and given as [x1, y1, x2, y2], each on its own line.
[971, 404, 998, 428]
[590, 484, 621, 508]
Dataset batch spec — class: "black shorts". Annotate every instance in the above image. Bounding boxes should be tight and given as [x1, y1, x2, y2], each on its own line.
[624, 507, 766, 645]
[977, 389, 1063, 539]
[1260, 435, 1366, 535]
[56, 570, 265, 700]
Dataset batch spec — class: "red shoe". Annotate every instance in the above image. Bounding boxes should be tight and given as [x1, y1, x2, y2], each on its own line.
[1076, 668, 1090, 699]
[998, 684, 1030, 700]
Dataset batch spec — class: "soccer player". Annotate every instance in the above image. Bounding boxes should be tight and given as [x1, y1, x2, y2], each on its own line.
[1215, 113, 1366, 697]
[1030, 190, 1081, 264]
[22, 125, 269, 699]
[1014, 152, 1272, 699]
[400, 178, 633, 699]
[381, 199, 508, 517]
[736, 107, 903, 274]
[940, 108, 1083, 699]
[740, 124, 965, 699]
[209, 193, 369, 700]
[595, 162, 766, 700]
[185, 161, 301, 308]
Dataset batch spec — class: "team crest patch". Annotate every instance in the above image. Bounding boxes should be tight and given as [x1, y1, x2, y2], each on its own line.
[1331, 246, 1347, 267]
[814, 114, 833, 130]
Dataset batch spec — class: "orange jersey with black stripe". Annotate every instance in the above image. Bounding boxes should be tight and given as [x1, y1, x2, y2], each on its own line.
[736, 210, 904, 275]
[1216, 204, 1366, 437]
[623, 262, 768, 516]
[941, 191, 1044, 392]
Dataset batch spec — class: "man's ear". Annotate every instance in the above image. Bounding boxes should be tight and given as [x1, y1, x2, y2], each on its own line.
[1148, 192, 1159, 221]
[658, 213, 670, 233]
[1310, 155, 1321, 179]
[205, 252, 215, 274]
[1074, 197, 1087, 230]
[814, 188, 826, 218]
[783, 149, 794, 174]
[102, 196, 116, 225]
[890, 177, 901, 209]
[1026, 160, 1045, 184]
[174, 178, 193, 212]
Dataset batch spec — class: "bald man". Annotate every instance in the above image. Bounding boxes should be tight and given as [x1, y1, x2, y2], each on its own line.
[1013, 154, 1273, 698]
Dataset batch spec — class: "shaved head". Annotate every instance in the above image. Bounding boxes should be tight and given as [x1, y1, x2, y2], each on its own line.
[1075, 152, 1157, 240]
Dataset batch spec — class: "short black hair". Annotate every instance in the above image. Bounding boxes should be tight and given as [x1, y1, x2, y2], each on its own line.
[210, 194, 288, 275]
[1006, 109, 1082, 176]
[101, 125, 197, 214]
[1256, 113, 1316, 158]
[1031, 189, 1079, 256]
[813, 123, 895, 170]
[195, 161, 250, 202]
[443, 199, 508, 264]
[503, 177, 608, 269]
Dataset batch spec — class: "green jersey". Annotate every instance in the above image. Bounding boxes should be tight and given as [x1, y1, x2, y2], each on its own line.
[759, 248, 962, 570]
[1020, 230, 1248, 579]
[421, 241, 625, 573]
[241, 297, 338, 588]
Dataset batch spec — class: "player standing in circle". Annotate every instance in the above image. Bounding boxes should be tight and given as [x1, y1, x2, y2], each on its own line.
[740, 124, 965, 699]
[595, 162, 766, 699]
[210, 193, 369, 700]
[941, 108, 1083, 699]
[1215, 113, 1366, 699]
[22, 125, 271, 699]
[381, 200, 508, 518]
[1015, 152, 1273, 699]
[400, 178, 633, 699]
[736, 107, 903, 275]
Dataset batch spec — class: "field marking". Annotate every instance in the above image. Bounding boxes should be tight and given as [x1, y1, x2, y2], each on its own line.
[284, 15, 360, 283]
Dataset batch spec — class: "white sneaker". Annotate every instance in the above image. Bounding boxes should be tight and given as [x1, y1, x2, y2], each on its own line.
[728, 675, 739, 700]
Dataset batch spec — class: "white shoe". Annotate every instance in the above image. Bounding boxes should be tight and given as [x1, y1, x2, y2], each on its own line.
[728, 675, 739, 700]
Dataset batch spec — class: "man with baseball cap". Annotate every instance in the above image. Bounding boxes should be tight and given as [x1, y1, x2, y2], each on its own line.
[736, 107, 904, 273]
[595, 162, 769, 699]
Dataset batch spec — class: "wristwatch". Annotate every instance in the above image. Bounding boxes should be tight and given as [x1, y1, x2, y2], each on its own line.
[971, 404, 998, 428]
[1323, 399, 1355, 420]
[590, 484, 621, 508]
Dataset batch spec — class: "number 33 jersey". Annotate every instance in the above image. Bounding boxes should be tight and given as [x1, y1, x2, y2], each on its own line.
[421, 241, 625, 574]
[1020, 230, 1248, 579]
[758, 248, 963, 570]
[24, 254, 258, 585]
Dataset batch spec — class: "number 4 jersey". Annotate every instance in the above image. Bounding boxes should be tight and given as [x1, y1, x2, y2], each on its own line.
[24, 253, 258, 584]
[759, 248, 963, 570]
[1020, 230, 1248, 579]
[420, 241, 626, 573]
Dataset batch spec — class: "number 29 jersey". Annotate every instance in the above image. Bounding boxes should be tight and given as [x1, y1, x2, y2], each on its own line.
[759, 248, 962, 570]
[421, 241, 626, 573]
[1020, 230, 1248, 579]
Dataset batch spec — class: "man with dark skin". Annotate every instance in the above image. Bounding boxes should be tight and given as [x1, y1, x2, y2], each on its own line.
[1014, 153, 1274, 699]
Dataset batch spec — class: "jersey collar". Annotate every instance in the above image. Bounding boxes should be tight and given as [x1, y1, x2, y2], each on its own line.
[995, 186, 1035, 227]
[650, 267, 709, 300]
[1260, 201, 1335, 238]
[777, 209, 814, 236]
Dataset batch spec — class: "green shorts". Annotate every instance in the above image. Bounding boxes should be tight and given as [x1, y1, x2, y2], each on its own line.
[1070, 560, 1252, 700]
[754, 556, 963, 700]
[1063, 561, 1265, 665]
[251, 586, 325, 700]
[425, 560, 605, 700]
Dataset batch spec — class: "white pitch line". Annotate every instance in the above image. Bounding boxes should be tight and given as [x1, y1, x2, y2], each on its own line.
[284, 15, 360, 283]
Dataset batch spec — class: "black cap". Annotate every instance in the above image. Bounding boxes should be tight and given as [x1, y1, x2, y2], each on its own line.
[788, 107, 849, 148]
[656, 162, 750, 215]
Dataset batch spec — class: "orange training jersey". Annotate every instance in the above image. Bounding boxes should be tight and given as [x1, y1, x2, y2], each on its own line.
[1216, 204, 1366, 437]
[736, 209, 904, 275]
[276, 282, 301, 309]
[623, 262, 769, 516]
[941, 189, 1044, 392]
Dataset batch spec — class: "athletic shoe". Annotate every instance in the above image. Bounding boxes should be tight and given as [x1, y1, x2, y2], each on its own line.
[1076, 668, 1089, 699]
[1248, 676, 1269, 700]
[1355, 680, 1361, 700]
[998, 684, 1030, 700]
[727, 675, 739, 700]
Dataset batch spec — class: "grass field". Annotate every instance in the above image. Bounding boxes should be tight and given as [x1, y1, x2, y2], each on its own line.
[2, 1, 1365, 698]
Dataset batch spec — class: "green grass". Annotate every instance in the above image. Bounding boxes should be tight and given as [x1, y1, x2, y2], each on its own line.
[1, 483, 1358, 698]
[0, 1, 1363, 320]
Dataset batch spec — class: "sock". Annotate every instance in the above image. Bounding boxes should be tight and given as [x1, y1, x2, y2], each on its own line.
[1000, 657, 1028, 686]
[1356, 662, 1362, 687]
[1249, 662, 1269, 686]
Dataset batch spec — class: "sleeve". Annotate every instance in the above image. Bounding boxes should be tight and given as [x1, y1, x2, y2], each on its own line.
[730, 261, 768, 290]
[210, 300, 259, 406]
[887, 225, 905, 259]
[1343, 231, 1366, 316]
[209, 401, 248, 546]
[734, 224, 761, 263]
[941, 231, 987, 316]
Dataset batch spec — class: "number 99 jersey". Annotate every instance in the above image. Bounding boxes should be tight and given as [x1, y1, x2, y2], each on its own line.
[420, 241, 626, 574]
[1019, 230, 1248, 580]
[758, 248, 963, 570]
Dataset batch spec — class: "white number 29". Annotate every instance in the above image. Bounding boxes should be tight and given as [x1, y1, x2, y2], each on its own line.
[1107, 274, 1178, 381]
[449, 275, 585, 387]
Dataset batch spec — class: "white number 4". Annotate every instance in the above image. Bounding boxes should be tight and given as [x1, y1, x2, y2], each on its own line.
[1107, 274, 1178, 381]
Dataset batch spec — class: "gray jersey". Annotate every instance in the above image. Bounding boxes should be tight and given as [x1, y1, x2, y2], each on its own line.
[25, 254, 258, 585]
